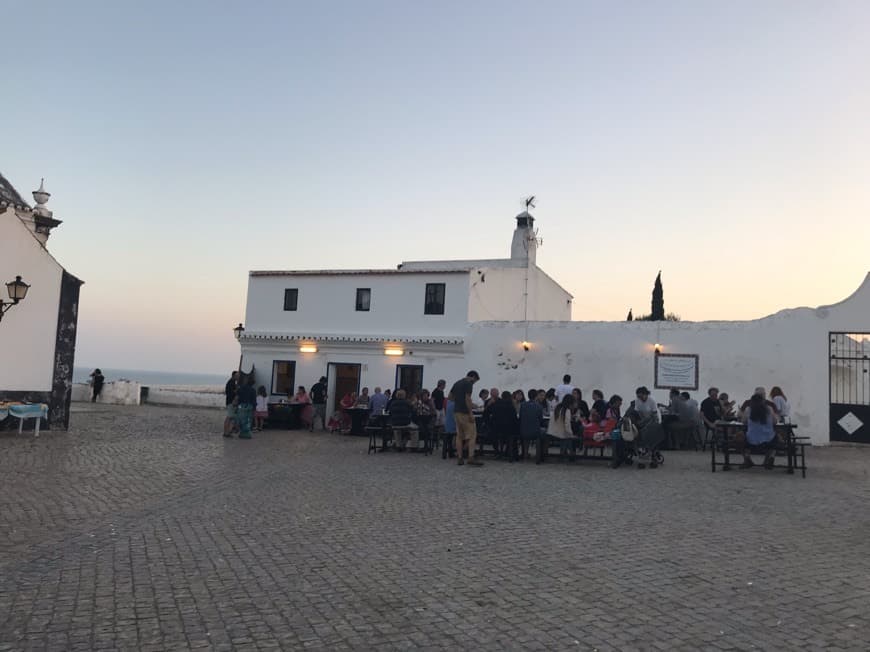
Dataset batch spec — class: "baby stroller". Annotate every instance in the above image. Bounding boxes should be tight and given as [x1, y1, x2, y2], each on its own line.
[620, 417, 665, 469]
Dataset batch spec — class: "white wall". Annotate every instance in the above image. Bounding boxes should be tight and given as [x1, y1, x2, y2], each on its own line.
[462, 275, 870, 445]
[241, 342, 465, 404]
[245, 272, 470, 337]
[467, 266, 572, 322]
[0, 209, 62, 391]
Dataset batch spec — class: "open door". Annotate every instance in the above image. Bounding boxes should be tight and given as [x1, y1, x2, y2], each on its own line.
[326, 363, 361, 422]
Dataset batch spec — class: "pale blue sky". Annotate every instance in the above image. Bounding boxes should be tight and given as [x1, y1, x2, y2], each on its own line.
[3, 1, 869, 373]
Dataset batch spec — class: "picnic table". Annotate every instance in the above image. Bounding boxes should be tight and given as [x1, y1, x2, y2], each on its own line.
[266, 402, 305, 429]
[712, 420, 809, 477]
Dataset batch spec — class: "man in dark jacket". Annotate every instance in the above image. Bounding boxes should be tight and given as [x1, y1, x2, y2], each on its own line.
[491, 391, 519, 458]
[518, 388, 545, 461]
[388, 389, 417, 451]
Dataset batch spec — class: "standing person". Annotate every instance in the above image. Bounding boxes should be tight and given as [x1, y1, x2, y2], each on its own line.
[90, 368, 105, 403]
[254, 386, 268, 432]
[431, 379, 447, 427]
[292, 386, 313, 429]
[223, 371, 239, 437]
[555, 374, 575, 402]
[545, 388, 558, 416]
[442, 394, 457, 459]
[309, 376, 328, 432]
[237, 377, 257, 440]
[450, 371, 483, 467]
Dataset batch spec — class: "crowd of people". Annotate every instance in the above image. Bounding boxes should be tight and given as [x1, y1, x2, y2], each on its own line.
[222, 369, 792, 470]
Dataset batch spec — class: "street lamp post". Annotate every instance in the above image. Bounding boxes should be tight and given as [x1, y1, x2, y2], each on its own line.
[233, 323, 245, 375]
[0, 276, 30, 323]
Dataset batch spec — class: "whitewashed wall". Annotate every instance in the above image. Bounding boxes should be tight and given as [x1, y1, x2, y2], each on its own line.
[245, 272, 470, 337]
[241, 343, 464, 405]
[467, 266, 572, 322]
[463, 275, 870, 446]
[0, 210, 62, 391]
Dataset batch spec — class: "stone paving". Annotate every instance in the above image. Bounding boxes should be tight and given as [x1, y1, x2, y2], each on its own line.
[1, 403, 870, 651]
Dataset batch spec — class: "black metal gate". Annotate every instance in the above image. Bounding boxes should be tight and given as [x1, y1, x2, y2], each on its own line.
[830, 332, 870, 443]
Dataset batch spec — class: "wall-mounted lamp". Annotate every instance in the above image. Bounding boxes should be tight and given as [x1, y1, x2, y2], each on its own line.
[654, 343, 662, 354]
[0, 275, 30, 323]
[384, 347, 404, 356]
[233, 323, 245, 340]
[521, 341, 531, 351]
[299, 344, 318, 353]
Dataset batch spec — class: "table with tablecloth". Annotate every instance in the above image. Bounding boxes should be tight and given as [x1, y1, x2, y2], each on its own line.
[0, 403, 49, 436]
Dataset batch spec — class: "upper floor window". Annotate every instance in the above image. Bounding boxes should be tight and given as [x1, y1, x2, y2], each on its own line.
[356, 288, 371, 311]
[424, 283, 445, 315]
[284, 288, 298, 311]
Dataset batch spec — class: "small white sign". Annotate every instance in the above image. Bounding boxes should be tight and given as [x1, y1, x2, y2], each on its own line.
[654, 353, 699, 390]
[837, 411, 864, 436]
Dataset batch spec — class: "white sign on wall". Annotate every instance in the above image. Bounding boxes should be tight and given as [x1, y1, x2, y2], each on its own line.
[654, 353, 699, 390]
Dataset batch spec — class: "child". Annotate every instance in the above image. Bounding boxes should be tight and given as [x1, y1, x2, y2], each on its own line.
[254, 386, 268, 432]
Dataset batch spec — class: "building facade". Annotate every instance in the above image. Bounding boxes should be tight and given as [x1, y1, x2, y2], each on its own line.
[0, 173, 83, 429]
[239, 212, 572, 417]
[240, 206, 869, 445]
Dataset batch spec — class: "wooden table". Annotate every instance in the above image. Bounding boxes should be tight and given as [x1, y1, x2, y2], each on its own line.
[712, 421, 807, 476]
[345, 407, 371, 436]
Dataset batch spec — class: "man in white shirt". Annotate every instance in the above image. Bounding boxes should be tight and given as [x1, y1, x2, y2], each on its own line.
[555, 374, 575, 402]
[631, 386, 660, 426]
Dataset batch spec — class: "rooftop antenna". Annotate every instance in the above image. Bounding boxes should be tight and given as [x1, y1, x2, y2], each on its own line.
[525, 195, 536, 211]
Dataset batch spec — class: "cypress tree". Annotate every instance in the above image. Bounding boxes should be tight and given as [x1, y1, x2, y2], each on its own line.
[651, 271, 665, 321]
[626, 309, 633, 322]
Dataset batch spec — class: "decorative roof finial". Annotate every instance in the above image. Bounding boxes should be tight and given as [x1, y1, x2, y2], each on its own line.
[32, 178, 52, 217]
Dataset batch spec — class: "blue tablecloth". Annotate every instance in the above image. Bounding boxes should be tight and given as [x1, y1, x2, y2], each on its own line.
[2, 404, 48, 419]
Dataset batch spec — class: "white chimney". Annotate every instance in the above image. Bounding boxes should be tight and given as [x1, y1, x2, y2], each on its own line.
[510, 210, 537, 266]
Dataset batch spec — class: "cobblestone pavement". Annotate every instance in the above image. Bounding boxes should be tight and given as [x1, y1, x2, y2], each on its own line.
[2, 404, 870, 651]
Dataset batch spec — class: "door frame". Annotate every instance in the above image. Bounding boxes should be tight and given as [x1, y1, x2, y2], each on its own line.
[394, 364, 424, 395]
[326, 362, 362, 422]
[829, 331, 870, 443]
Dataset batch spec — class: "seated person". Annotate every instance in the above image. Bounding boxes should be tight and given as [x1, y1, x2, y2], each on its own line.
[571, 388, 590, 421]
[491, 391, 519, 457]
[770, 386, 790, 423]
[518, 388, 545, 461]
[591, 389, 607, 420]
[369, 387, 388, 416]
[719, 393, 736, 420]
[546, 394, 576, 456]
[700, 387, 722, 430]
[739, 386, 779, 417]
[388, 389, 418, 450]
[739, 393, 778, 469]
[627, 386, 659, 430]
[354, 387, 370, 407]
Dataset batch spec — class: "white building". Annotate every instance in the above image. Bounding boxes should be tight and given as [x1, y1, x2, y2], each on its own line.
[240, 211, 571, 415]
[241, 207, 870, 445]
[0, 173, 83, 429]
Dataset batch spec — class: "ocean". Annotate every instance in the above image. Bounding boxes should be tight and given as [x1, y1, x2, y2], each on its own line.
[73, 367, 226, 387]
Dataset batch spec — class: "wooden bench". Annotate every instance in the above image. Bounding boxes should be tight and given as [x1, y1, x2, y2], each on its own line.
[711, 421, 809, 477]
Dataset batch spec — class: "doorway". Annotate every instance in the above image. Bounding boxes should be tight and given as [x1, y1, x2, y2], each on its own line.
[327, 363, 361, 418]
[829, 332, 870, 443]
[395, 364, 424, 395]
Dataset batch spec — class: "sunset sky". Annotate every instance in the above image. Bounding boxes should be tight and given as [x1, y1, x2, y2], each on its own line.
[4, 1, 869, 374]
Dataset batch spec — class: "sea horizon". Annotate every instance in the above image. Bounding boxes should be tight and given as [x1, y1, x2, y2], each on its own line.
[73, 366, 227, 387]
